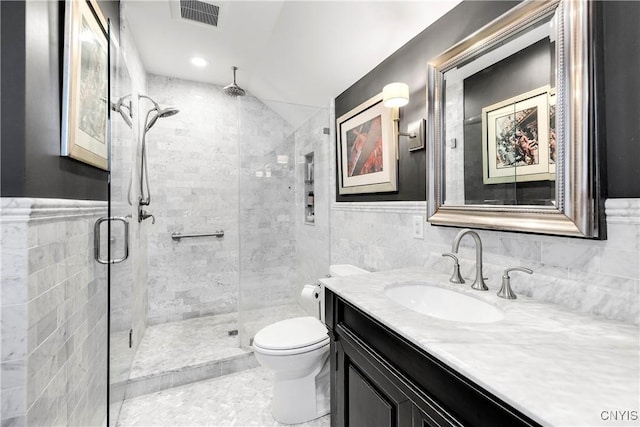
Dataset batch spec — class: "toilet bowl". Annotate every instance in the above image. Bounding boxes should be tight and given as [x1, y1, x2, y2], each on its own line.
[253, 264, 369, 424]
[253, 316, 330, 424]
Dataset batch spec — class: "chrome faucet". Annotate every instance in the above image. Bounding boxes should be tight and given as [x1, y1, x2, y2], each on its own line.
[497, 267, 533, 299]
[138, 206, 155, 224]
[451, 229, 488, 291]
[442, 253, 464, 284]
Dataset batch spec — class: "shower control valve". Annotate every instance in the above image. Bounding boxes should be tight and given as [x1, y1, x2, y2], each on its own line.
[138, 207, 155, 224]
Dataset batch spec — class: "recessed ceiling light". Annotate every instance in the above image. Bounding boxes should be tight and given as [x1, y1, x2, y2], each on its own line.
[190, 57, 207, 67]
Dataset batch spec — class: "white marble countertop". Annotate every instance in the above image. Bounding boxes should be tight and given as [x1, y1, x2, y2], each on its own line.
[321, 267, 640, 427]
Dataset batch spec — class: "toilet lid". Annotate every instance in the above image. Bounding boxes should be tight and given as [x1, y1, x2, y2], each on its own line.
[253, 316, 329, 351]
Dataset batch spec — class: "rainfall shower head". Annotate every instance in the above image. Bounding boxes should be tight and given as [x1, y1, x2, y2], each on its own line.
[223, 66, 246, 97]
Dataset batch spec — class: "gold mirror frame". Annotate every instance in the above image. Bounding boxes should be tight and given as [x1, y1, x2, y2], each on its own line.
[427, 0, 602, 238]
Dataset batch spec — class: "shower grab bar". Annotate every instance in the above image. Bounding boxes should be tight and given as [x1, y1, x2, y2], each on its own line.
[171, 230, 224, 241]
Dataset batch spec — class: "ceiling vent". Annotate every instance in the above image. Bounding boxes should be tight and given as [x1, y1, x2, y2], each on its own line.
[179, 0, 220, 27]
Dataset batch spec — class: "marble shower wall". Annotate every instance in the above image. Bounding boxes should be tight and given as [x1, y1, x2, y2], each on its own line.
[1, 199, 108, 426]
[237, 100, 297, 312]
[144, 75, 297, 325]
[294, 108, 331, 315]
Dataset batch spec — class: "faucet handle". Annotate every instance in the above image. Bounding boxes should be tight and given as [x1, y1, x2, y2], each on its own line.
[139, 209, 156, 224]
[442, 253, 465, 284]
[498, 267, 533, 299]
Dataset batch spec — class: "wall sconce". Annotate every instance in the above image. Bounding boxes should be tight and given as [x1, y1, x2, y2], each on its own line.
[382, 82, 425, 152]
[382, 82, 409, 107]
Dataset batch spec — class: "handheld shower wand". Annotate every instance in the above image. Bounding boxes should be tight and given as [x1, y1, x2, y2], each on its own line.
[134, 95, 179, 220]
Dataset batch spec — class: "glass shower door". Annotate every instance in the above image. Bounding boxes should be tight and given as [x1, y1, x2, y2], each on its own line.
[237, 99, 330, 348]
[107, 33, 137, 426]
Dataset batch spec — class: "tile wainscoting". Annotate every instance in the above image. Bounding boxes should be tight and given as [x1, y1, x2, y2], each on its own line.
[330, 199, 639, 324]
[1, 198, 108, 426]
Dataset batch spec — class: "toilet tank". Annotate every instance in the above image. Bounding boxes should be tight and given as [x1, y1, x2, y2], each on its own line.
[318, 265, 369, 323]
[329, 264, 369, 277]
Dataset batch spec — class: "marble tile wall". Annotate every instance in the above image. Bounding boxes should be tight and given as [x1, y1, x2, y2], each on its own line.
[327, 108, 639, 324]
[1, 198, 108, 426]
[144, 74, 241, 325]
[237, 97, 297, 309]
[236, 98, 299, 346]
[294, 108, 331, 315]
[329, 200, 639, 324]
[144, 76, 298, 327]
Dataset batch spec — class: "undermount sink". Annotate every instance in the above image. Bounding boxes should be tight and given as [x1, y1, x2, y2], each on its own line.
[384, 282, 504, 323]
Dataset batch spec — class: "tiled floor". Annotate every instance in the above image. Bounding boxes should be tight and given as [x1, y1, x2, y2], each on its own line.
[130, 304, 310, 380]
[117, 367, 330, 427]
[118, 304, 322, 424]
[130, 312, 248, 379]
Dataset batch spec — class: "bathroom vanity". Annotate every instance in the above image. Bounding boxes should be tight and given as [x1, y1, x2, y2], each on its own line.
[322, 268, 640, 427]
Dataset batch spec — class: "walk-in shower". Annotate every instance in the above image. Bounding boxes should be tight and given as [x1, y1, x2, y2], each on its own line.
[108, 65, 329, 425]
[137, 94, 179, 219]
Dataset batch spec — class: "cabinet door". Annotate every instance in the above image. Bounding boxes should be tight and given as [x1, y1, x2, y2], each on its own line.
[336, 337, 413, 427]
[412, 405, 448, 427]
[334, 325, 461, 427]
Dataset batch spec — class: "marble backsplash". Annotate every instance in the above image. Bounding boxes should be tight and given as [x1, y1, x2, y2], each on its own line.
[1, 198, 108, 426]
[329, 199, 639, 324]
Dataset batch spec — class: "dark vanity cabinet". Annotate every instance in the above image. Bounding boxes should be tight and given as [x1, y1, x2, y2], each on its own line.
[325, 289, 540, 427]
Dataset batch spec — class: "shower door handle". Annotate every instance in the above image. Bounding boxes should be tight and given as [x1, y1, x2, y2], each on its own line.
[94, 217, 130, 264]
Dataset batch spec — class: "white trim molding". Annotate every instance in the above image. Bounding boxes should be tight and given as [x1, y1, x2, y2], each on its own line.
[605, 198, 640, 225]
[332, 201, 426, 215]
[1, 198, 108, 223]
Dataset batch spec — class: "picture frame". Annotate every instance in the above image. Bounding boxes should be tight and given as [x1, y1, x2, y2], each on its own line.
[482, 86, 552, 184]
[336, 93, 397, 195]
[548, 89, 557, 174]
[61, 0, 109, 170]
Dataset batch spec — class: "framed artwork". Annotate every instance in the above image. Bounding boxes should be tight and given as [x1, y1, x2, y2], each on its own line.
[61, 0, 109, 170]
[336, 93, 397, 195]
[482, 86, 553, 184]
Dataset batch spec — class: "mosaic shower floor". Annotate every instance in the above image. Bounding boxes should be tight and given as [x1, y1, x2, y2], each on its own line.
[123, 304, 313, 400]
[117, 367, 330, 427]
[131, 304, 309, 379]
[130, 312, 247, 379]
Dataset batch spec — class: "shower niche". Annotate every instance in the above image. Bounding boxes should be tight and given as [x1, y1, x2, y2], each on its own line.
[304, 152, 315, 224]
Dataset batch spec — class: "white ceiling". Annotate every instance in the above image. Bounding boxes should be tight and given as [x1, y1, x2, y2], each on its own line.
[122, 0, 462, 128]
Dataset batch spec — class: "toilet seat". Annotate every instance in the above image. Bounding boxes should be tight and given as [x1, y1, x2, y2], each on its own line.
[253, 316, 329, 356]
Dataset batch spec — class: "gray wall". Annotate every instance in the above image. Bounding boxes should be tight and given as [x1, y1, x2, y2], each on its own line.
[603, 0, 640, 198]
[0, 0, 120, 201]
[334, 0, 640, 201]
[334, 1, 518, 202]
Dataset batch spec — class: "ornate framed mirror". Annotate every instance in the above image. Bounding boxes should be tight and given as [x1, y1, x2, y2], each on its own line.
[427, 0, 603, 238]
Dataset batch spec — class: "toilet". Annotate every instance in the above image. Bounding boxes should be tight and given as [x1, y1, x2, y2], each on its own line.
[252, 264, 369, 424]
